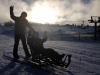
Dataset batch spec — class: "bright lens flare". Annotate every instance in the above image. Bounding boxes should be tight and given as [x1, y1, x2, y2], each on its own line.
[28, 5, 57, 24]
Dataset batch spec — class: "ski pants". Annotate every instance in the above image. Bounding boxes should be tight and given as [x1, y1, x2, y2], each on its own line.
[13, 34, 30, 56]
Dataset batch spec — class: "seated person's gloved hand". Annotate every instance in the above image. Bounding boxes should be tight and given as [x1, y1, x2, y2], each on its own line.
[43, 31, 47, 38]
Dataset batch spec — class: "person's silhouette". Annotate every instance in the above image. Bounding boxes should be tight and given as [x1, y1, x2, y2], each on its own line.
[10, 6, 35, 59]
[27, 30, 65, 64]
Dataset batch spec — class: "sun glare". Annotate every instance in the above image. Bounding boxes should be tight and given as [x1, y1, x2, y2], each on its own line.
[28, 5, 57, 24]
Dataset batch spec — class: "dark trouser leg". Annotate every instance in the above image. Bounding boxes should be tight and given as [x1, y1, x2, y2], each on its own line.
[44, 48, 64, 63]
[13, 34, 20, 58]
[42, 48, 60, 60]
[20, 35, 30, 56]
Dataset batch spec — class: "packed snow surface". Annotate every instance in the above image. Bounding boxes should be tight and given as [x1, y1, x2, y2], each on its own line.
[0, 26, 100, 75]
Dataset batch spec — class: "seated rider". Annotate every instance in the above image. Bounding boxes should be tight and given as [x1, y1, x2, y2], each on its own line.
[27, 30, 65, 63]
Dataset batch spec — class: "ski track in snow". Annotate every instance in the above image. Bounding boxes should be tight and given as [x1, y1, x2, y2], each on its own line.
[0, 26, 100, 75]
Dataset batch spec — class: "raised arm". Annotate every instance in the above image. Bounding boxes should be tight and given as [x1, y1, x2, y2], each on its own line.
[41, 31, 47, 43]
[43, 31, 47, 38]
[10, 6, 17, 21]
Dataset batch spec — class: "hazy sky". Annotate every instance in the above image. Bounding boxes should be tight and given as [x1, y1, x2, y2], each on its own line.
[0, 0, 100, 25]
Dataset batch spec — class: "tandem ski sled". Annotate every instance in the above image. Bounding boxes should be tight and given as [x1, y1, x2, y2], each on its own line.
[27, 52, 72, 68]
[27, 53, 72, 75]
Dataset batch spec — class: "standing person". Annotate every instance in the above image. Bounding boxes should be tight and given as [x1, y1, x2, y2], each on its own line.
[10, 6, 35, 60]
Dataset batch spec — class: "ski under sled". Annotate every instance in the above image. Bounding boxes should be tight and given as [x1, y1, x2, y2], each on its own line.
[27, 54, 72, 68]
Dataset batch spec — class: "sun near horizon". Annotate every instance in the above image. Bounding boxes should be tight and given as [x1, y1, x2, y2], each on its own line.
[28, 5, 57, 24]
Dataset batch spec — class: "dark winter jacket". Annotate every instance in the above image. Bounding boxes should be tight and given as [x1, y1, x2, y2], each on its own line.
[10, 10, 34, 35]
[27, 36, 47, 50]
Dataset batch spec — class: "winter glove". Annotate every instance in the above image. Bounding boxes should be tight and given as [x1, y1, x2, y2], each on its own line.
[10, 6, 14, 11]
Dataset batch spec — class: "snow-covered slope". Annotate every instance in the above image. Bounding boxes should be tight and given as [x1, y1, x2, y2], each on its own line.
[0, 26, 100, 75]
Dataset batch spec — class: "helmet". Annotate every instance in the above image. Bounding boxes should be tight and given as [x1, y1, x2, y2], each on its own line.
[32, 31, 39, 37]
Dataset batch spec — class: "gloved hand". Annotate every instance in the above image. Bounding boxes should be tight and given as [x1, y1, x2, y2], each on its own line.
[43, 31, 47, 38]
[10, 5, 14, 11]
